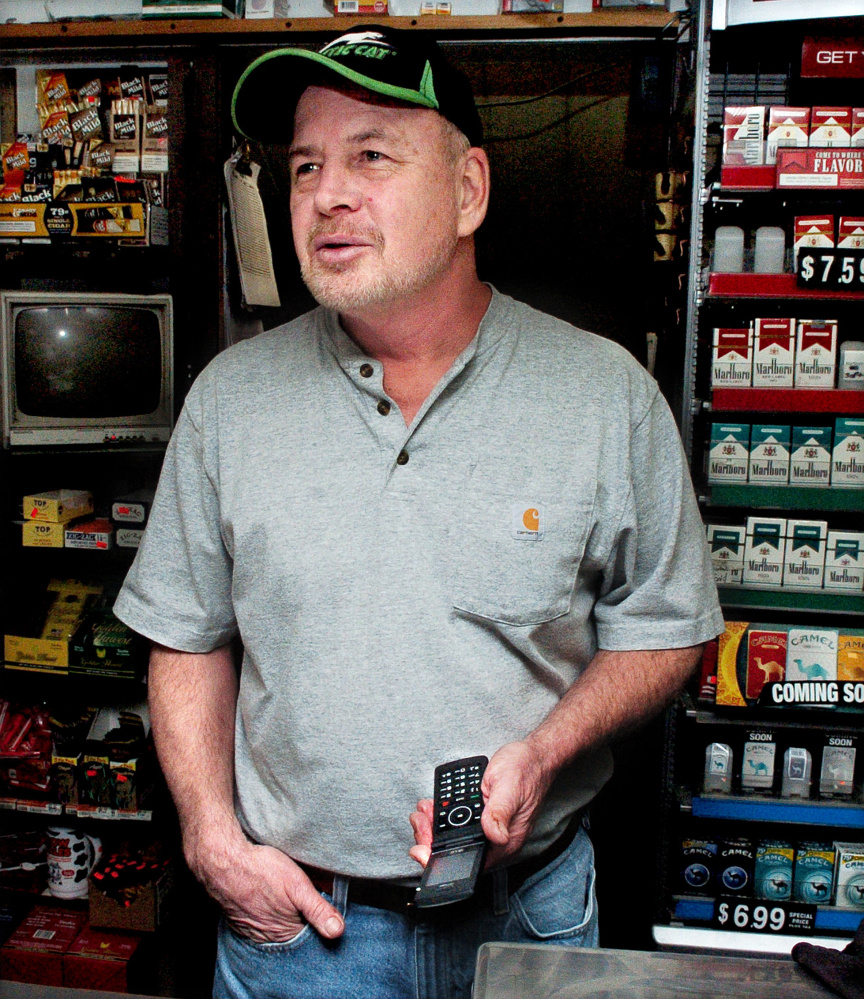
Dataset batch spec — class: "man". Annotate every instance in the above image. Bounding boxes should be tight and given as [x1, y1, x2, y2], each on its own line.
[114, 25, 723, 999]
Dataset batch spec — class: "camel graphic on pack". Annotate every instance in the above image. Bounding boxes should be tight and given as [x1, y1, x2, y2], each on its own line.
[790, 659, 829, 680]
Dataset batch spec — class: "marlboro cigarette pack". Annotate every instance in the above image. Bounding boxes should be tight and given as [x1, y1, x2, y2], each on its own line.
[767, 107, 810, 165]
[723, 106, 766, 166]
[810, 108, 852, 148]
[753, 318, 795, 387]
[794, 216, 834, 267]
[712, 328, 752, 388]
[743, 516, 786, 587]
[706, 524, 746, 586]
[783, 520, 828, 589]
[853, 110, 864, 148]
[838, 217, 864, 248]
[709, 423, 750, 483]
[795, 320, 837, 388]
[786, 628, 839, 682]
[749, 425, 791, 485]
[826, 532, 864, 591]
[791, 426, 833, 486]
[832, 418, 864, 487]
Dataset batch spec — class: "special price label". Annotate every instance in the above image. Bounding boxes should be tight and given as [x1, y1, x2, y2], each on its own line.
[713, 898, 816, 934]
[797, 247, 864, 291]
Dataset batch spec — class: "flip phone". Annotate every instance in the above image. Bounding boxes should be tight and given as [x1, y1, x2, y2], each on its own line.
[414, 756, 488, 909]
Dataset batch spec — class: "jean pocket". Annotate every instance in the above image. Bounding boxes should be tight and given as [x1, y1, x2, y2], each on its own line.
[510, 831, 597, 942]
[223, 918, 315, 954]
[451, 473, 594, 627]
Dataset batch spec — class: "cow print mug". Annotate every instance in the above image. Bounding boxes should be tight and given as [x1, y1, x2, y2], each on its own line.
[46, 827, 102, 899]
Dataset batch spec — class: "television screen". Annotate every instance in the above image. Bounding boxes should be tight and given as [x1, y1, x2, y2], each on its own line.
[15, 306, 162, 418]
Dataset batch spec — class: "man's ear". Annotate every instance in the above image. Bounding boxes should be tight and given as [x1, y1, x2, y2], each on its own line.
[457, 147, 490, 239]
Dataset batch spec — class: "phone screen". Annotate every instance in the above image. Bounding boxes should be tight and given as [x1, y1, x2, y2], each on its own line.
[425, 848, 480, 886]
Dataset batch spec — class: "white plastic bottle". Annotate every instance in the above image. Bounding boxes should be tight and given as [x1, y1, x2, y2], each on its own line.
[713, 226, 745, 273]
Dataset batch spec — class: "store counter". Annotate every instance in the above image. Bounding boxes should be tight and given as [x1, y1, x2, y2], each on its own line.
[474, 943, 838, 999]
[0, 984, 159, 999]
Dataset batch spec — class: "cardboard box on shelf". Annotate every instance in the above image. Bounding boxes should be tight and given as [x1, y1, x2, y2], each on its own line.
[0, 906, 87, 986]
[89, 858, 173, 933]
[64, 519, 114, 551]
[22, 521, 65, 548]
[63, 925, 144, 992]
[23, 489, 93, 524]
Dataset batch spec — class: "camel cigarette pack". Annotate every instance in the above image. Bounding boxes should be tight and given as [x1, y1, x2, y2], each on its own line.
[838, 216, 864, 248]
[746, 627, 788, 700]
[743, 517, 786, 586]
[767, 107, 810, 165]
[793, 843, 835, 905]
[755, 841, 794, 899]
[838, 631, 864, 681]
[749, 425, 791, 485]
[834, 843, 864, 909]
[832, 419, 864, 487]
[791, 426, 832, 485]
[821, 740, 857, 799]
[810, 108, 852, 147]
[718, 838, 756, 895]
[786, 628, 839, 683]
[707, 524, 745, 585]
[741, 733, 776, 792]
[64, 519, 113, 550]
[753, 319, 795, 386]
[24, 490, 92, 524]
[794, 217, 834, 267]
[680, 838, 717, 895]
[795, 320, 837, 388]
[716, 621, 749, 707]
[709, 423, 750, 482]
[712, 328, 752, 387]
[723, 107, 766, 166]
[783, 520, 828, 589]
[825, 531, 864, 591]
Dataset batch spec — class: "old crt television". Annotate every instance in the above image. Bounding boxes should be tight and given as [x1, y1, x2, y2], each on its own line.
[1, 291, 173, 447]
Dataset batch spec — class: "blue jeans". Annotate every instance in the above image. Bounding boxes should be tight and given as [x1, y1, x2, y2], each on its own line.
[213, 825, 598, 999]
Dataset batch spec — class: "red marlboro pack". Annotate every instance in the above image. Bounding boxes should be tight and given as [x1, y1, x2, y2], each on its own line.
[723, 107, 765, 166]
[753, 318, 795, 387]
[767, 107, 810, 164]
[794, 215, 834, 266]
[712, 328, 752, 387]
[811, 107, 852, 147]
[796, 320, 837, 388]
[853, 109, 864, 148]
[746, 628, 788, 701]
[838, 216, 864, 248]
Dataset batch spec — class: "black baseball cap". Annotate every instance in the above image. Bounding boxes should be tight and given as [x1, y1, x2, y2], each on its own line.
[231, 25, 482, 148]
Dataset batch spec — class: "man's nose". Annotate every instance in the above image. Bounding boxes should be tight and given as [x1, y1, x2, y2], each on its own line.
[313, 162, 361, 216]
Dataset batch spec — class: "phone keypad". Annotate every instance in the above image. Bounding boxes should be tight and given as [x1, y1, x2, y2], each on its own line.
[435, 758, 486, 835]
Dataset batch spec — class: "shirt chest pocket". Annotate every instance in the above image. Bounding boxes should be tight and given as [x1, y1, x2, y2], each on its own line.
[450, 473, 595, 628]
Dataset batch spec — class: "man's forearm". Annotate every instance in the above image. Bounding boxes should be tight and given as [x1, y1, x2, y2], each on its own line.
[148, 642, 243, 870]
[525, 645, 703, 776]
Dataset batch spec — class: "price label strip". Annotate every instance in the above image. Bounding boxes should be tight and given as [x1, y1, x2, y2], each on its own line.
[713, 897, 816, 934]
[798, 247, 864, 291]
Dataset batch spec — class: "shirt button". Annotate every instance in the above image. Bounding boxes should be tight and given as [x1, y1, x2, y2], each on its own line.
[359, 363, 374, 378]
[396, 450, 409, 466]
[377, 400, 391, 416]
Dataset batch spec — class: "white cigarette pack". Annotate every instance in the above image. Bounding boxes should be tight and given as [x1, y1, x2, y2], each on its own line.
[810, 108, 852, 148]
[743, 516, 786, 587]
[783, 520, 828, 589]
[749, 424, 790, 485]
[833, 842, 864, 910]
[753, 319, 795, 387]
[838, 217, 864, 249]
[794, 216, 834, 268]
[852, 110, 864, 148]
[786, 628, 838, 682]
[832, 419, 864, 487]
[709, 424, 750, 483]
[790, 426, 832, 486]
[712, 328, 752, 388]
[723, 106, 766, 166]
[825, 531, 864, 591]
[767, 107, 810, 165]
[707, 524, 746, 586]
[795, 320, 837, 388]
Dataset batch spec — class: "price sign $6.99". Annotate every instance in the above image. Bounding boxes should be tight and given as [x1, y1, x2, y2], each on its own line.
[713, 898, 816, 934]
[797, 247, 864, 290]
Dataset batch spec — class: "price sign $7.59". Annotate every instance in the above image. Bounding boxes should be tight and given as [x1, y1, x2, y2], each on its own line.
[797, 247, 864, 290]
[713, 898, 816, 934]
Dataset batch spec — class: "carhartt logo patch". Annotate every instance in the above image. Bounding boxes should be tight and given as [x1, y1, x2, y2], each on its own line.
[512, 503, 545, 540]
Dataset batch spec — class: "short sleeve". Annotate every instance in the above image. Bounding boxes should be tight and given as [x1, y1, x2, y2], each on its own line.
[593, 388, 725, 651]
[113, 389, 238, 653]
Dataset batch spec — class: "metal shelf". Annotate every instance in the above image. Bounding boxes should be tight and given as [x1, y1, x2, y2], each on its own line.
[706, 483, 864, 512]
[691, 794, 864, 828]
[707, 273, 864, 301]
[711, 388, 864, 415]
[653, 923, 852, 955]
[717, 585, 864, 616]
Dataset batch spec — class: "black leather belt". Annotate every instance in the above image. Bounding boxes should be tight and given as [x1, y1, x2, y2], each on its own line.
[299, 812, 583, 919]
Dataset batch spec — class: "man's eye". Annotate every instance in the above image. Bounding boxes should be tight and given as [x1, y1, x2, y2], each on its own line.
[294, 162, 318, 177]
[362, 150, 385, 163]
